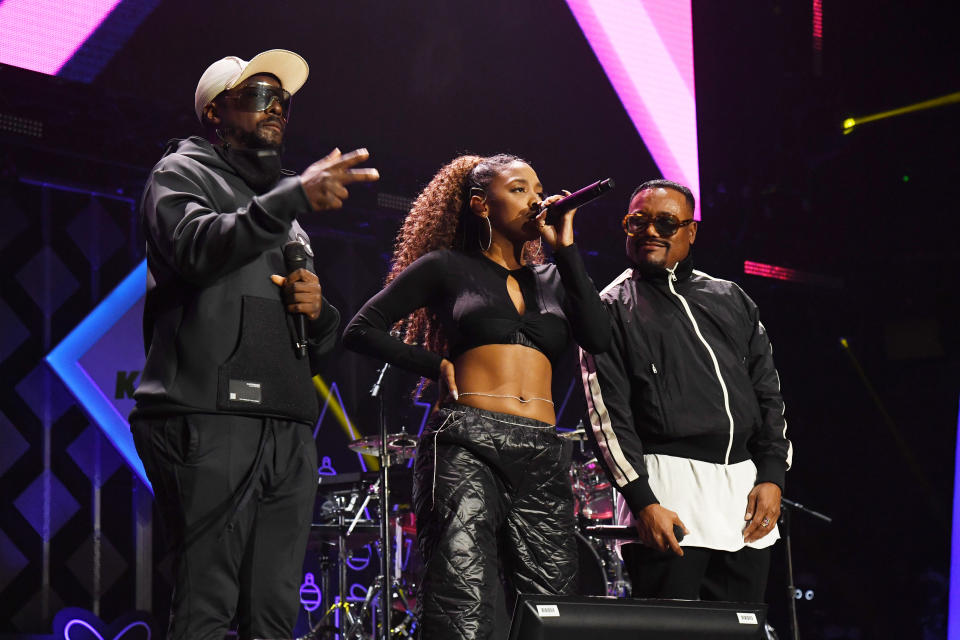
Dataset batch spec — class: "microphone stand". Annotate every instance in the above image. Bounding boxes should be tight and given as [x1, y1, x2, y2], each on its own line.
[779, 497, 832, 640]
[370, 363, 391, 640]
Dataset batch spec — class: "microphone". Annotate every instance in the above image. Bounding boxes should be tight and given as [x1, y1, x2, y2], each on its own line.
[370, 362, 390, 397]
[282, 240, 310, 359]
[371, 326, 405, 396]
[580, 524, 685, 544]
[543, 178, 615, 225]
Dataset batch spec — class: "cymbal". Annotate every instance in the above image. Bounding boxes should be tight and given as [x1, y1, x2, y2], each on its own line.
[348, 433, 419, 458]
[558, 428, 588, 441]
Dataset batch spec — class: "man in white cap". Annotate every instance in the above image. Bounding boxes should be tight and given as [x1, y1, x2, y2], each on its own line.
[130, 50, 379, 640]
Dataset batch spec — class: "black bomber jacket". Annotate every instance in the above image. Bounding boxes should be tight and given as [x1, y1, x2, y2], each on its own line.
[579, 255, 792, 517]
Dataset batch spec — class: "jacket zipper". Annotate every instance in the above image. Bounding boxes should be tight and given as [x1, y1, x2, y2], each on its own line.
[649, 363, 671, 432]
[665, 266, 735, 464]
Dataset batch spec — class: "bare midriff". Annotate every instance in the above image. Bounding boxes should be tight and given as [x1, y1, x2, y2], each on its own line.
[453, 343, 555, 424]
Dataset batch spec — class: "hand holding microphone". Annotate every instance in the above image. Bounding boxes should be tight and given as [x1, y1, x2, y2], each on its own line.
[271, 240, 323, 358]
[534, 191, 575, 249]
[535, 178, 615, 249]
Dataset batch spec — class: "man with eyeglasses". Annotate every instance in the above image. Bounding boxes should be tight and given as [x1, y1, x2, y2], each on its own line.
[579, 179, 792, 605]
[130, 50, 378, 640]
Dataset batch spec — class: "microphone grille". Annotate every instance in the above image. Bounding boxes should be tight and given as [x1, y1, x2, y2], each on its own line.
[283, 240, 309, 269]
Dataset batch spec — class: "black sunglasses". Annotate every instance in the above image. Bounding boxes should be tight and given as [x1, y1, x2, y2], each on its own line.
[221, 83, 292, 120]
[622, 212, 694, 238]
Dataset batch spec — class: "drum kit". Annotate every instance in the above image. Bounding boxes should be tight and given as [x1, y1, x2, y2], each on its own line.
[302, 432, 420, 640]
[560, 426, 632, 598]
[302, 425, 630, 639]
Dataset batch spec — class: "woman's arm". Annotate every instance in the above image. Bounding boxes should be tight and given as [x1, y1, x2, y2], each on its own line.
[342, 251, 447, 379]
[554, 244, 612, 354]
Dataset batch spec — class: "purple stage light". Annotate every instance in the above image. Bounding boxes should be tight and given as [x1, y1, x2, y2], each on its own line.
[744, 260, 804, 283]
[300, 572, 322, 613]
[951, 397, 960, 640]
[812, 0, 824, 51]
[565, 0, 700, 218]
[407, 378, 433, 469]
[0, 0, 123, 75]
[45, 260, 149, 490]
[744, 260, 843, 289]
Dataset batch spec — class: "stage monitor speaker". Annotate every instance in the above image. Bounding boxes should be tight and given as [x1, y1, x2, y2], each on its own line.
[508, 595, 767, 639]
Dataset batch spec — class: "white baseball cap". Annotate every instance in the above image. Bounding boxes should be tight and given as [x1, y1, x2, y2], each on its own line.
[194, 49, 309, 122]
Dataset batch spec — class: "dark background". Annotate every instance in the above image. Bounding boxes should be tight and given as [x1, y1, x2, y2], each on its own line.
[1, 0, 957, 638]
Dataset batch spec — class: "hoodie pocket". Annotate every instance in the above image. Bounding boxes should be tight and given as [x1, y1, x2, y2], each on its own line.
[216, 295, 317, 423]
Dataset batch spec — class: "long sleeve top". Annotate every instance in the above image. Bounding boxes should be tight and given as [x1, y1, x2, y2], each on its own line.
[343, 244, 610, 378]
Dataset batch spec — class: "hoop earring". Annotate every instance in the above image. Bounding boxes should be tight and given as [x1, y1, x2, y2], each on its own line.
[215, 127, 231, 149]
[479, 216, 492, 252]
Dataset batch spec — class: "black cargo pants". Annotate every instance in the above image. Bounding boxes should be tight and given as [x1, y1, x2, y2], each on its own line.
[412, 404, 578, 640]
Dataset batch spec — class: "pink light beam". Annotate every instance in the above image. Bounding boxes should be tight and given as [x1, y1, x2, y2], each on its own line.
[0, 0, 124, 75]
[565, 0, 701, 218]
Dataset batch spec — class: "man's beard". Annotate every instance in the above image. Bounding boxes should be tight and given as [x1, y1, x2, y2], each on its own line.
[235, 123, 283, 150]
[628, 238, 670, 273]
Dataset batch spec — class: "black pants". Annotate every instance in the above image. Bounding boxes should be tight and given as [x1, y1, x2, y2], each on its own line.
[131, 413, 318, 640]
[412, 404, 578, 640]
[622, 542, 771, 603]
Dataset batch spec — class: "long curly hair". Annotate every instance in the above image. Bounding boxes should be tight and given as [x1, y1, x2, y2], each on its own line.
[387, 153, 544, 359]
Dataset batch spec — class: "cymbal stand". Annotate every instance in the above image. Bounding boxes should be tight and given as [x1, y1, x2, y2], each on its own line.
[371, 361, 392, 640]
[342, 516, 417, 639]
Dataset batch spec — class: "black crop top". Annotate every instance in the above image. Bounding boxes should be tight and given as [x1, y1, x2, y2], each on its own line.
[342, 244, 611, 379]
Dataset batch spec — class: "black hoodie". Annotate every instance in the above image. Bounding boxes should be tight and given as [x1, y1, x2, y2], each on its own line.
[131, 136, 339, 425]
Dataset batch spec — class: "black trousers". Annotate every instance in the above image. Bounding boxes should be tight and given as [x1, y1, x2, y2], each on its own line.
[131, 413, 318, 640]
[412, 404, 578, 640]
[622, 542, 771, 603]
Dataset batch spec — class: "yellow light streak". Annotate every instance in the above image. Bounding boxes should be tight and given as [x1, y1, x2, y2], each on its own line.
[313, 375, 379, 471]
[842, 91, 960, 134]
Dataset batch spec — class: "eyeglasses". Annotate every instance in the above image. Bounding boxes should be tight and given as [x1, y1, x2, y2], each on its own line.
[622, 212, 694, 238]
[221, 83, 292, 120]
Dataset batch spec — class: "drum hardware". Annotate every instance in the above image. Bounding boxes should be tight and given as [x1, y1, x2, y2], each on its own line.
[300, 359, 420, 639]
[570, 458, 615, 521]
[566, 447, 633, 599]
[303, 474, 420, 639]
[558, 426, 588, 441]
[302, 482, 373, 638]
[372, 361, 395, 640]
[335, 560, 418, 639]
[574, 528, 631, 598]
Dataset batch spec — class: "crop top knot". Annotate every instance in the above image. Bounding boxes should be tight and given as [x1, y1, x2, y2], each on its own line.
[342, 243, 611, 380]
